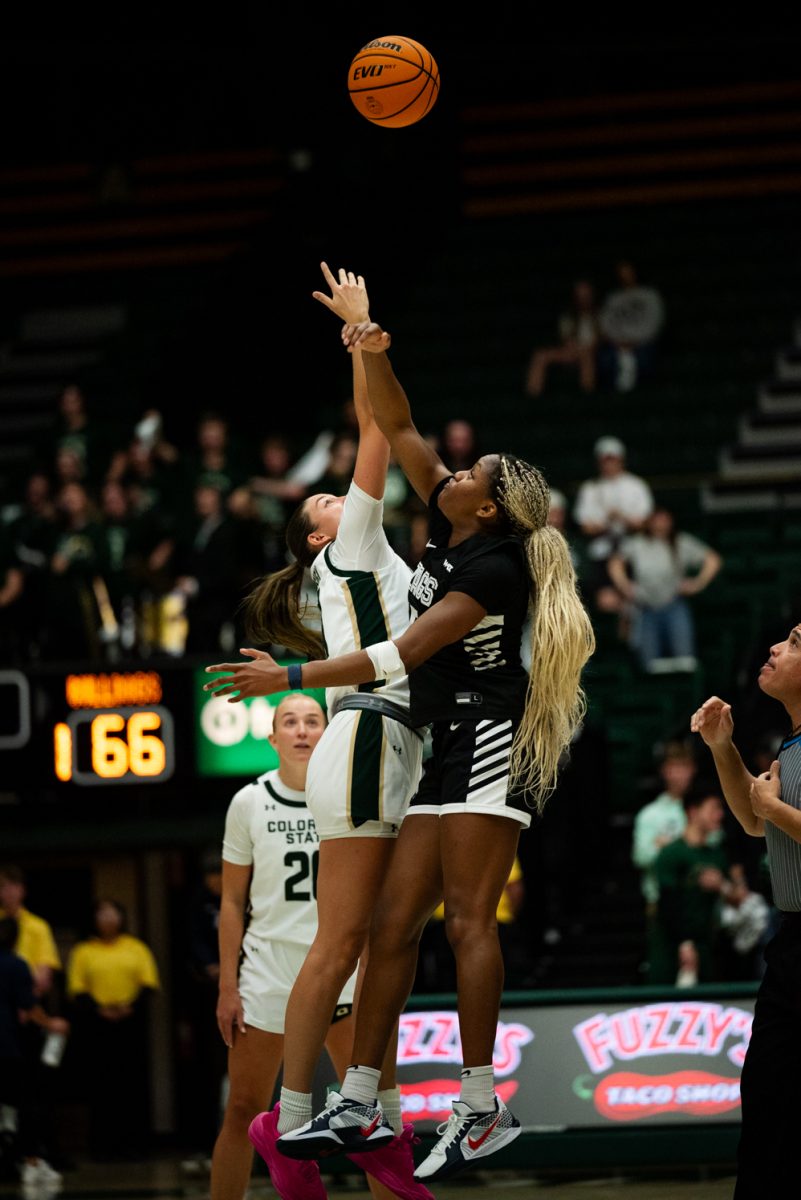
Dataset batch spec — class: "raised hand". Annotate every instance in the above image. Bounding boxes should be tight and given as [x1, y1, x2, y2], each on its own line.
[312, 262, 370, 325]
[690, 696, 734, 746]
[342, 320, 392, 354]
[204, 648, 285, 702]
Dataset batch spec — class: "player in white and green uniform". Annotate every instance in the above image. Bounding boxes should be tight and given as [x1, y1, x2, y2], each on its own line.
[222, 764, 356, 1032]
[307, 478, 421, 836]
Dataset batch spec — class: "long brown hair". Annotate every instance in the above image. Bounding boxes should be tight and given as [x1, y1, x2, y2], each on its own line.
[242, 501, 325, 659]
[489, 453, 596, 810]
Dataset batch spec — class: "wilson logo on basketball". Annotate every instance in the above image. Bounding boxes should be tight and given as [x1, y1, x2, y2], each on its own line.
[363, 40, 403, 52]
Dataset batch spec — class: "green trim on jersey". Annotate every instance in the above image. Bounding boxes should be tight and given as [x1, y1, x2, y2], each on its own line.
[350, 710, 384, 827]
[324, 545, 389, 695]
[264, 780, 307, 808]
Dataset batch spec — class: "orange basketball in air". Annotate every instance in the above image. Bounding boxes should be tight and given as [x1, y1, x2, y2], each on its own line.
[348, 35, 440, 128]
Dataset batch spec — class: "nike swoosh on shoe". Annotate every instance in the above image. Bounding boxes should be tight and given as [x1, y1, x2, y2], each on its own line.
[467, 1112, 502, 1151]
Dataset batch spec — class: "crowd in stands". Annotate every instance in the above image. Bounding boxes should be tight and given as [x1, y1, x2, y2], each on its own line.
[1, 361, 718, 676]
[526, 260, 665, 397]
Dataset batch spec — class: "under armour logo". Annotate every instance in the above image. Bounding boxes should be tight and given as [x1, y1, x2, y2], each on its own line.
[392, 744, 403, 757]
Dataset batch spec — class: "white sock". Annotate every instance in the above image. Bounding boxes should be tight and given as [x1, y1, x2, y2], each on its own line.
[378, 1087, 403, 1136]
[340, 1064, 381, 1107]
[459, 1065, 495, 1113]
[277, 1088, 312, 1133]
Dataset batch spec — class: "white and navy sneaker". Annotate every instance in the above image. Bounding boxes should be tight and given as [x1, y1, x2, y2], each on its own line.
[413, 1098, 521, 1181]
[277, 1090, 395, 1160]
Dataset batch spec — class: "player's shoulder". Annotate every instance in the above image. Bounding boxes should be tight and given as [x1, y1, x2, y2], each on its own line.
[458, 532, 525, 572]
[227, 776, 265, 809]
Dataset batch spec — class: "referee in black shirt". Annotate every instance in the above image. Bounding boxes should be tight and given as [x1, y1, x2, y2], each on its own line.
[692, 623, 801, 1199]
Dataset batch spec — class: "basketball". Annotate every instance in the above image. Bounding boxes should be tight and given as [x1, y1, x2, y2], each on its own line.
[348, 35, 440, 128]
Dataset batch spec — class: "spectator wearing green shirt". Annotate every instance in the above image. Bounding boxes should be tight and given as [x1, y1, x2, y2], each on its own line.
[649, 789, 732, 984]
[632, 743, 697, 907]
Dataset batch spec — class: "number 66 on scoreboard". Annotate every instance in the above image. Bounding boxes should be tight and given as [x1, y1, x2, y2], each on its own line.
[53, 706, 175, 785]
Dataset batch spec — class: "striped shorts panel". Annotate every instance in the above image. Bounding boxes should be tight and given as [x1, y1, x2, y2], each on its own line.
[407, 717, 531, 828]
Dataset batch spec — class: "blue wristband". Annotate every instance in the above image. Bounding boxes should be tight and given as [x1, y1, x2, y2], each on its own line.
[286, 663, 303, 690]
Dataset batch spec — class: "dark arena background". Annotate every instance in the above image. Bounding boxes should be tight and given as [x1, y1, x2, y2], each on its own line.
[2, 21, 801, 1200]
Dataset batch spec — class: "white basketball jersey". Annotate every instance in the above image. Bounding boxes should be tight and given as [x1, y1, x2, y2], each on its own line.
[222, 769, 323, 948]
[310, 481, 412, 716]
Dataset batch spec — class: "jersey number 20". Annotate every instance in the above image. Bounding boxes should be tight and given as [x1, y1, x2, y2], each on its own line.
[284, 850, 320, 902]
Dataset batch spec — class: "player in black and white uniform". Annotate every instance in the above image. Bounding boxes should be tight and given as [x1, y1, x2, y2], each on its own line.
[207, 268, 595, 1183]
[404, 480, 530, 824]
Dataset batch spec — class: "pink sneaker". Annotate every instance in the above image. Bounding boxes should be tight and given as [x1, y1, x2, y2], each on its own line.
[347, 1124, 435, 1200]
[248, 1106, 328, 1200]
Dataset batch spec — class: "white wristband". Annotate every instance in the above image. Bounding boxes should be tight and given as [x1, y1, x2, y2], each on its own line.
[365, 639, 405, 680]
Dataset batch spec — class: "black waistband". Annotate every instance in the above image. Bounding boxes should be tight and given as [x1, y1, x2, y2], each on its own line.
[333, 693, 423, 737]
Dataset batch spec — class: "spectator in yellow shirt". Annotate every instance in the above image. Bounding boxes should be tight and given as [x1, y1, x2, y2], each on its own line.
[0, 864, 61, 997]
[67, 899, 159, 1160]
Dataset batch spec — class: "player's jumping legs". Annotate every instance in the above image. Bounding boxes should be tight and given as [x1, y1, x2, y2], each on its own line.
[411, 813, 523, 1183]
[348, 815, 445, 1069]
[281, 837, 396, 1098]
[439, 812, 521, 1067]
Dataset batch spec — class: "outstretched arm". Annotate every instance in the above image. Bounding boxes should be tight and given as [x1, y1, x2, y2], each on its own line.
[350, 347, 390, 501]
[312, 264, 390, 501]
[353, 341, 451, 505]
[313, 262, 450, 504]
[205, 589, 487, 699]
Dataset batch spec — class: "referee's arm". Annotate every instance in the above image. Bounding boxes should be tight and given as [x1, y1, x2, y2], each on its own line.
[691, 697, 765, 838]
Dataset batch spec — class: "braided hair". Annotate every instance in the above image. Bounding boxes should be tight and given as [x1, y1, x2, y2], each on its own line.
[490, 453, 595, 810]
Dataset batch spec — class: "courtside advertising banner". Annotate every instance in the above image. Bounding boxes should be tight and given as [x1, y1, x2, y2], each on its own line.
[397, 997, 755, 1130]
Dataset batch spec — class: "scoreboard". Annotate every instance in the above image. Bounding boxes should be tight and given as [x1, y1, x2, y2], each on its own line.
[1, 662, 325, 794]
[53, 672, 174, 785]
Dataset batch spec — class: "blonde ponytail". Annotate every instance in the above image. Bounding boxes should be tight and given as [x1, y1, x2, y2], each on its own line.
[494, 454, 595, 810]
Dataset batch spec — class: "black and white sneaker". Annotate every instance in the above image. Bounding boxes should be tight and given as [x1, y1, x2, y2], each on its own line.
[276, 1090, 395, 1160]
[413, 1098, 521, 1181]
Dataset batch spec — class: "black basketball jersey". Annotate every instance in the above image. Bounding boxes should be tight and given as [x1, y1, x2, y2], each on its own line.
[407, 477, 530, 725]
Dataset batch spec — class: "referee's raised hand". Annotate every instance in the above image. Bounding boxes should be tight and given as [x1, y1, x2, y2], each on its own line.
[691, 696, 734, 746]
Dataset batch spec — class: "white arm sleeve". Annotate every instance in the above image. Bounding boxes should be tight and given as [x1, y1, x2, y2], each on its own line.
[329, 481, 393, 572]
[222, 788, 255, 867]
